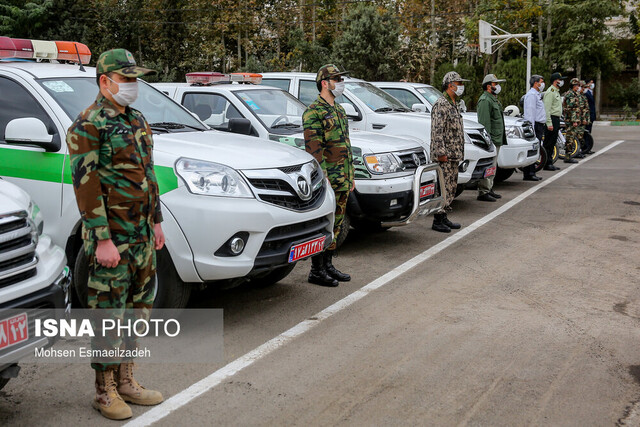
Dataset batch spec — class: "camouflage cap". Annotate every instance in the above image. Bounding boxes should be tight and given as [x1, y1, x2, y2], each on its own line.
[96, 48, 156, 77]
[580, 79, 587, 86]
[316, 64, 349, 82]
[482, 74, 506, 85]
[570, 77, 580, 86]
[443, 71, 469, 85]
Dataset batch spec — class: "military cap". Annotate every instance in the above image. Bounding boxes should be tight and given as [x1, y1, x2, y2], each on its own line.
[316, 64, 349, 82]
[443, 71, 469, 85]
[570, 78, 580, 86]
[550, 72, 567, 82]
[96, 48, 156, 77]
[482, 74, 506, 85]
[580, 80, 587, 86]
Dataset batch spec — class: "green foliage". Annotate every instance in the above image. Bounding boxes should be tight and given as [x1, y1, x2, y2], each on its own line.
[608, 78, 640, 109]
[332, 3, 402, 81]
[0, 0, 52, 38]
[491, 57, 549, 107]
[434, 62, 483, 110]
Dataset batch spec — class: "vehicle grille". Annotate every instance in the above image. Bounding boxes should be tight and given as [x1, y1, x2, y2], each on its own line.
[468, 132, 491, 151]
[0, 212, 38, 290]
[527, 149, 538, 157]
[397, 149, 427, 170]
[253, 216, 331, 270]
[245, 162, 325, 212]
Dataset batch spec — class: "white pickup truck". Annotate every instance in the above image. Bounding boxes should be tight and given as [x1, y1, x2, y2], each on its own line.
[260, 73, 497, 196]
[0, 178, 70, 390]
[0, 38, 335, 309]
[154, 74, 445, 245]
[372, 82, 540, 182]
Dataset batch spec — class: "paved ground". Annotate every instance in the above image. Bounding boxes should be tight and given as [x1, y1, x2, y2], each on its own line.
[1, 126, 639, 426]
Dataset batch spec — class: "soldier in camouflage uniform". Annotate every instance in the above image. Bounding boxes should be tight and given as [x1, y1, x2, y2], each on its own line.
[576, 80, 591, 157]
[430, 71, 468, 233]
[561, 78, 581, 164]
[66, 48, 164, 420]
[303, 64, 355, 287]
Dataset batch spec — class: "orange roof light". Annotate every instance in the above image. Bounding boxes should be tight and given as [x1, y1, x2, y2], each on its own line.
[186, 72, 229, 85]
[0, 38, 91, 63]
[230, 73, 262, 84]
[55, 41, 91, 63]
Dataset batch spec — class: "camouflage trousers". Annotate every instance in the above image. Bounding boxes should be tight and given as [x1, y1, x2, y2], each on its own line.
[564, 125, 582, 157]
[438, 160, 459, 213]
[85, 239, 157, 371]
[329, 190, 350, 250]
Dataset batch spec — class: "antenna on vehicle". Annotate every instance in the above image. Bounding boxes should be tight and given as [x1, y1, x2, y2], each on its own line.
[74, 43, 86, 72]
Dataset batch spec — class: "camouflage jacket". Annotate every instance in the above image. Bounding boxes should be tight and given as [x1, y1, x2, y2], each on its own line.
[578, 93, 591, 124]
[430, 91, 465, 162]
[303, 95, 354, 191]
[563, 89, 581, 125]
[66, 94, 162, 245]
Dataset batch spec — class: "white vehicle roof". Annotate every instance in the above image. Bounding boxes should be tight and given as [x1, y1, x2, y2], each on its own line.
[0, 61, 96, 78]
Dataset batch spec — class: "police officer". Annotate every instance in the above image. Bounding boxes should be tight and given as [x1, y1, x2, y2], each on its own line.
[303, 64, 355, 287]
[67, 49, 164, 420]
[543, 72, 566, 171]
[522, 74, 545, 181]
[430, 71, 467, 233]
[562, 78, 582, 164]
[476, 74, 506, 202]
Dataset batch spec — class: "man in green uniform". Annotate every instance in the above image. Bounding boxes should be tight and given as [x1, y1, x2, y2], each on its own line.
[543, 72, 567, 170]
[476, 74, 506, 202]
[67, 48, 165, 420]
[303, 64, 355, 287]
[561, 78, 581, 164]
[575, 80, 591, 157]
[430, 71, 467, 233]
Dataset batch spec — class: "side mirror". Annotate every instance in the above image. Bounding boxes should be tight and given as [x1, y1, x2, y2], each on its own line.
[228, 118, 253, 136]
[340, 103, 359, 119]
[458, 99, 467, 113]
[412, 103, 427, 113]
[5, 117, 59, 151]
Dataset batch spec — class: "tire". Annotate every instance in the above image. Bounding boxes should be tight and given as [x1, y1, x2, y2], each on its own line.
[494, 167, 515, 183]
[455, 185, 465, 197]
[0, 377, 9, 391]
[558, 135, 579, 160]
[334, 213, 351, 249]
[351, 217, 390, 233]
[73, 246, 191, 309]
[533, 147, 547, 173]
[582, 131, 594, 154]
[550, 143, 559, 164]
[252, 263, 296, 288]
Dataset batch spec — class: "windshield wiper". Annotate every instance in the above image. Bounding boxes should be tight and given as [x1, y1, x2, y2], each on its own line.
[271, 122, 301, 129]
[149, 122, 203, 131]
[393, 107, 412, 112]
[374, 107, 393, 112]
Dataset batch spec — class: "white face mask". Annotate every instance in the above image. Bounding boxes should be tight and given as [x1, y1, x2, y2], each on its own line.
[493, 84, 501, 95]
[539, 82, 545, 92]
[557, 80, 564, 88]
[330, 81, 345, 98]
[589, 83, 595, 90]
[454, 84, 465, 97]
[107, 76, 139, 106]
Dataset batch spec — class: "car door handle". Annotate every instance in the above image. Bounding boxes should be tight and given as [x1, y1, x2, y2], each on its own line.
[372, 124, 386, 130]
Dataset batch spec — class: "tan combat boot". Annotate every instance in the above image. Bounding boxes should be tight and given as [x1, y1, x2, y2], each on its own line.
[117, 362, 164, 406]
[93, 369, 133, 420]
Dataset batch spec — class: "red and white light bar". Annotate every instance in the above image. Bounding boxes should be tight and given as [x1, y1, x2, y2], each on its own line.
[186, 72, 262, 85]
[0, 37, 91, 63]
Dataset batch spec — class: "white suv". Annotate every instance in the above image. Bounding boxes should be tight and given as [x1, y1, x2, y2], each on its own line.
[154, 76, 445, 244]
[260, 73, 497, 196]
[0, 39, 335, 308]
[372, 82, 540, 182]
[0, 178, 70, 390]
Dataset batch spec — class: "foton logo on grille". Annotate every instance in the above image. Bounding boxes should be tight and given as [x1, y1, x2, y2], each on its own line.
[297, 176, 311, 200]
[0, 313, 28, 350]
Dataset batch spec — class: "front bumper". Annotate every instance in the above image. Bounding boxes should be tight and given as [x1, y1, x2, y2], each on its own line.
[350, 164, 445, 227]
[499, 138, 539, 169]
[458, 143, 496, 185]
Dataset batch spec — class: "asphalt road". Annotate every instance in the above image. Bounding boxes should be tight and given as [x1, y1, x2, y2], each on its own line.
[1, 125, 639, 426]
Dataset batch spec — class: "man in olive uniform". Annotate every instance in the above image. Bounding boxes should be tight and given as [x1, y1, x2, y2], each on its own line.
[67, 49, 165, 420]
[476, 74, 506, 202]
[303, 64, 355, 287]
[543, 72, 567, 170]
[430, 71, 467, 233]
[561, 78, 582, 164]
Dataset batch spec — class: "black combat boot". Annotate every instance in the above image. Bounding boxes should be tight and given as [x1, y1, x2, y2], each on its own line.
[324, 250, 351, 282]
[442, 214, 461, 230]
[432, 213, 451, 233]
[308, 254, 339, 287]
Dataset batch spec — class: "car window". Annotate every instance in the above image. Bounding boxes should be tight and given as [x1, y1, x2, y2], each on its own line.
[182, 92, 243, 127]
[259, 78, 291, 92]
[344, 82, 408, 111]
[416, 86, 443, 107]
[0, 76, 60, 146]
[298, 79, 356, 110]
[234, 89, 305, 131]
[383, 88, 423, 110]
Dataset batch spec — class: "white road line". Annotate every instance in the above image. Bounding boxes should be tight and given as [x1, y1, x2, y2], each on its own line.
[126, 140, 625, 427]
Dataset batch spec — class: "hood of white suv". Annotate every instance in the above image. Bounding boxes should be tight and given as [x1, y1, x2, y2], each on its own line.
[350, 130, 423, 154]
[152, 130, 315, 170]
[0, 179, 30, 214]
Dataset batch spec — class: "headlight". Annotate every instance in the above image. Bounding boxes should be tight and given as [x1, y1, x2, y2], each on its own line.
[505, 125, 522, 139]
[175, 158, 254, 198]
[28, 200, 43, 235]
[364, 153, 403, 174]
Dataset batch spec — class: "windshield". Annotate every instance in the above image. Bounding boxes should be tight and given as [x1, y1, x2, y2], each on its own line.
[38, 77, 207, 132]
[416, 86, 443, 107]
[345, 81, 410, 112]
[233, 88, 305, 132]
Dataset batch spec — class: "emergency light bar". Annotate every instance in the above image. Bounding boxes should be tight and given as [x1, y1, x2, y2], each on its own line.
[185, 72, 263, 85]
[0, 37, 91, 63]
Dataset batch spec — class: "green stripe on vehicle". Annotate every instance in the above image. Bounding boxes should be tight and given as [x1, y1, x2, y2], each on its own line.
[155, 165, 179, 195]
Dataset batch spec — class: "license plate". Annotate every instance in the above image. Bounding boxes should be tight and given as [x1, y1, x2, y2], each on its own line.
[0, 312, 28, 351]
[419, 183, 435, 198]
[484, 166, 496, 178]
[288, 236, 326, 263]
